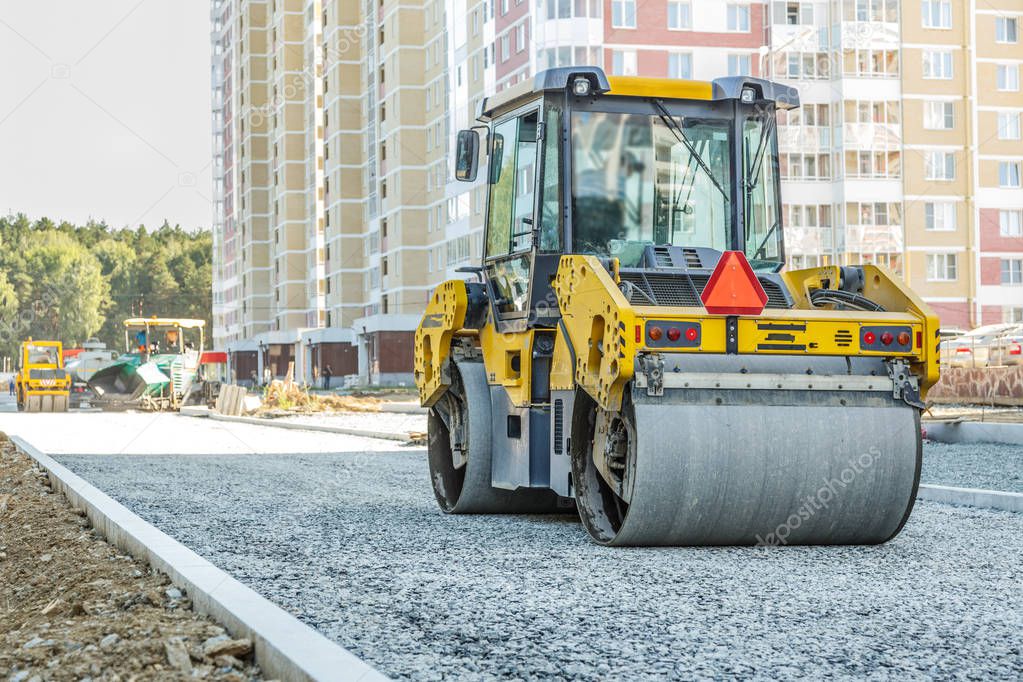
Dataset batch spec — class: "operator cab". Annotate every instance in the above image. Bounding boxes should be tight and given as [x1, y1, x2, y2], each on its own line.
[454, 66, 798, 332]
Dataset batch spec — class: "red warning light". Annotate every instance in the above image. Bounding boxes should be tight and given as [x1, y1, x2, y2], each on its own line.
[699, 251, 769, 316]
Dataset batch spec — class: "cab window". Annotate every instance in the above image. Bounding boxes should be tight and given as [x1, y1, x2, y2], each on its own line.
[486, 111, 538, 258]
[485, 109, 539, 317]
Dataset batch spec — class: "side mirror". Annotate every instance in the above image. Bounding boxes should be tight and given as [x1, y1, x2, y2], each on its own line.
[454, 129, 480, 182]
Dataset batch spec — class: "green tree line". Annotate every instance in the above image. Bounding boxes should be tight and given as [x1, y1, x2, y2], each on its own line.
[0, 214, 212, 359]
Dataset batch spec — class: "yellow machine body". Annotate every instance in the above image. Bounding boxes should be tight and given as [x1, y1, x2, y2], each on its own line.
[414, 67, 939, 546]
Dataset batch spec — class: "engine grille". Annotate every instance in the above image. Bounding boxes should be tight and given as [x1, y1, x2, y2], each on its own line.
[619, 271, 790, 309]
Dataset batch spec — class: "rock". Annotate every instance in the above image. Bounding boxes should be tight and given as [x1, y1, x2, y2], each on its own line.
[165, 587, 183, 600]
[143, 589, 164, 606]
[70, 602, 87, 616]
[23, 636, 54, 649]
[202, 637, 252, 659]
[39, 553, 52, 563]
[214, 654, 244, 669]
[219, 673, 246, 682]
[130, 569, 143, 578]
[164, 637, 192, 673]
[99, 633, 120, 650]
[9, 672, 29, 682]
[40, 598, 61, 615]
[201, 634, 229, 650]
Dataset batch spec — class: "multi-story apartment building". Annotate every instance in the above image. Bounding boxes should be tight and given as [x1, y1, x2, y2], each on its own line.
[211, 0, 1022, 384]
[897, 0, 1022, 328]
[770, 0, 1021, 329]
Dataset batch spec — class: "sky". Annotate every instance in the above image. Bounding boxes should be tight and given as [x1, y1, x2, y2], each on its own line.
[0, 1, 213, 231]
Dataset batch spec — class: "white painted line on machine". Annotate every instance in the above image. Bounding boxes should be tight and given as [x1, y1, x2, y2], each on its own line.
[918, 483, 1023, 514]
[11, 435, 390, 682]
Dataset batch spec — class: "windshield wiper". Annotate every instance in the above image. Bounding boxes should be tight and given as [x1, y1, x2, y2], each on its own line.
[651, 99, 729, 202]
[753, 218, 782, 261]
[745, 115, 776, 195]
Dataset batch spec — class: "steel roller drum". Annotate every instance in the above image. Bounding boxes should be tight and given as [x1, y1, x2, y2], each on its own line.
[576, 396, 921, 547]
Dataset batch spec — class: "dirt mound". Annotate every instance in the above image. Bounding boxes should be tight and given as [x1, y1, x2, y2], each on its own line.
[0, 434, 264, 680]
[259, 380, 381, 414]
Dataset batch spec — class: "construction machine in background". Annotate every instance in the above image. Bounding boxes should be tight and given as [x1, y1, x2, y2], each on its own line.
[88, 318, 206, 411]
[64, 338, 118, 408]
[16, 340, 71, 412]
[413, 67, 940, 546]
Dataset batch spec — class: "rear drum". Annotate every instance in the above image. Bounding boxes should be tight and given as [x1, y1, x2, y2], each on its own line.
[428, 361, 565, 514]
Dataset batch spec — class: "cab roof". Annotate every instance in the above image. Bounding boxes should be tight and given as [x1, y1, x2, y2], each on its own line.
[478, 66, 800, 122]
[123, 317, 206, 329]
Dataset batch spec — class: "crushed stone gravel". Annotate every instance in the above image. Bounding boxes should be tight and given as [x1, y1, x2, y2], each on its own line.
[47, 420, 1023, 681]
[921, 440, 1023, 493]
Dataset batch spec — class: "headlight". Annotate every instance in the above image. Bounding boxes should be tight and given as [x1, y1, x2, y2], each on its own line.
[572, 76, 592, 97]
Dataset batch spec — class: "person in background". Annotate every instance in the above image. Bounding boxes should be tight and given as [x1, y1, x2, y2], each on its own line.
[8, 376, 14, 396]
[322, 364, 333, 391]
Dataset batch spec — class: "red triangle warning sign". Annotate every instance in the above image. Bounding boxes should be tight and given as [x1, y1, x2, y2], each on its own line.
[700, 251, 768, 316]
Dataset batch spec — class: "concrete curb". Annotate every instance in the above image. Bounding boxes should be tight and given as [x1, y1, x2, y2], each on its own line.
[181, 410, 412, 442]
[10, 435, 389, 682]
[377, 403, 426, 415]
[918, 483, 1023, 513]
[923, 420, 1023, 445]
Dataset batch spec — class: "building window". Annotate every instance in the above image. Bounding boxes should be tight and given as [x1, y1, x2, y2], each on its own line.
[1002, 259, 1023, 285]
[780, 1, 814, 25]
[846, 48, 899, 78]
[516, 24, 525, 52]
[997, 64, 1020, 91]
[998, 112, 1021, 140]
[1000, 161, 1022, 188]
[611, 0, 636, 28]
[501, 34, 510, 61]
[921, 0, 951, 29]
[668, 53, 693, 79]
[611, 49, 637, 76]
[778, 51, 830, 80]
[924, 101, 954, 130]
[667, 0, 691, 30]
[846, 0, 899, 22]
[925, 151, 956, 180]
[728, 54, 752, 77]
[996, 17, 1019, 43]
[779, 152, 832, 180]
[844, 149, 901, 179]
[1000, 210, 1023, 237]
[727, 3, 751, 31]
[925, 202, 957, 231]
[922, 50, 954, 79]
[1004, 307, 1023, 323]
[926, 253, 958, 281]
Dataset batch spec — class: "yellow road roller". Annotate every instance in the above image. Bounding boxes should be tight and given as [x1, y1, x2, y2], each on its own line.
[16, 339, 71, 412]
[414, 67, 939, 546]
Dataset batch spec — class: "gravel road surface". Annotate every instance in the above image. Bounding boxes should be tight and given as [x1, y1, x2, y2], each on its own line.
[922, 440, 1023, 493]
[4, 413, 1017, 680]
